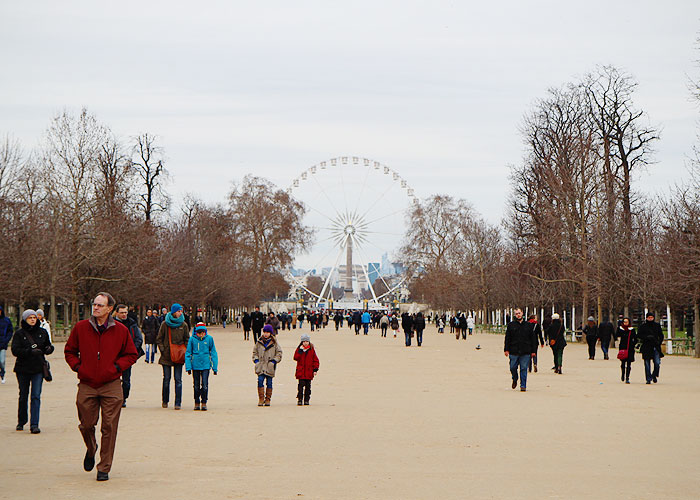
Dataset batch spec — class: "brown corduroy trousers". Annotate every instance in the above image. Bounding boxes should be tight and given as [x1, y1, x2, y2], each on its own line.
[76, 378, 123, 473]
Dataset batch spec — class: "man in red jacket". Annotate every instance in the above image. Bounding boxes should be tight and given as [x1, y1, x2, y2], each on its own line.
[64, 292, 137, 482]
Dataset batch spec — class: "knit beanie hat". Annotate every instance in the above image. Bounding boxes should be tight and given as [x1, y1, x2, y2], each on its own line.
[22, 309, 37, 321]
[587, 316, 595, 322]
[171, 303, 183, 314]
[263, 324, 274, 334]
[300, 334, 310, 342]
[552, 313, 560, 320]
[36, 309, 45, 317]
[194, 322, 207, 333]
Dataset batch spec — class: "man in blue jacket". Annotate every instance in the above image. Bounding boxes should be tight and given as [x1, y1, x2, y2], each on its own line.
[0, 305, 14, 384]
[361, 310, 371, 335]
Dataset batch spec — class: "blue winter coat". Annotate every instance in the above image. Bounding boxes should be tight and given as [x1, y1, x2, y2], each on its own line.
[185, 333, 218, 372]
[361, 312, 371, 324]
[0, 313, 13, 350]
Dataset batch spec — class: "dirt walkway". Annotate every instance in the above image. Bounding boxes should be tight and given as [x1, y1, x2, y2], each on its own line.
[1, 325, 698, 499]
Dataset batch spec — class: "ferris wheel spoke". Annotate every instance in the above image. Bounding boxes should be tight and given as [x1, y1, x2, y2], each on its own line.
[357, 180, 399, 222]
[350, 233, 379, 302]
[310, 168, 343, 220]
[357, 207, 408, 228]
[304, 201, 339, 225]
[338, 161, 351, 218]
[351, 159, 374, 217]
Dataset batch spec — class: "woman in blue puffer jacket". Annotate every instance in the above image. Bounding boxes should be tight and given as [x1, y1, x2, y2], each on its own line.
[185, 323, 218, 411]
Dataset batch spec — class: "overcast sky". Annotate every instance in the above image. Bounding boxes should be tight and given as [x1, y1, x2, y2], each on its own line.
[2, 1, 700, 266]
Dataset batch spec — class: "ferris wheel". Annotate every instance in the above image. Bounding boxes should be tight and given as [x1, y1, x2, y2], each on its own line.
[287, 156, 416, 307]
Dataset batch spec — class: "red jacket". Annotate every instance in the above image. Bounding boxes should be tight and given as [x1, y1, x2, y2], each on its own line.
[293, 343, 320, 380]
[64, 316, 138, 388]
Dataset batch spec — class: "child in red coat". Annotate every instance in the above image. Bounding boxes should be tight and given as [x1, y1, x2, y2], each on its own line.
[293, 334, 320, 405]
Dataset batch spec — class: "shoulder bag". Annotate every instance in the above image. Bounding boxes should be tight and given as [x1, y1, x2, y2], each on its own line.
[617, 329, 632, 361]
[24, 330, 52, 382]
[168, 327, 186, 365]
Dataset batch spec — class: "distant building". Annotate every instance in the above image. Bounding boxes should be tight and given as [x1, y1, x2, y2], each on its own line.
[368, 262, 380, 284]
[338, 264, 369, 291]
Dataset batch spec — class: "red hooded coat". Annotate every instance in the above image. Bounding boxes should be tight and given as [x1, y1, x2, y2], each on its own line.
[293, 343, 320, 380]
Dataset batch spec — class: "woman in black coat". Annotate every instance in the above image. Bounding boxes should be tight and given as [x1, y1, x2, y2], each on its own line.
[546, 314, 566, 374]
[11, 309, 54, 433]
[617, 318, 637, 384]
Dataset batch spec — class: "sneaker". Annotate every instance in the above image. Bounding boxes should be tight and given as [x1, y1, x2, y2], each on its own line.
[297, 400, 303, 406]
[1, 377, 5, 384]
[16, 424, 23, 431]
[174, 405, 181, 410]
[194, 404, 200, 411]
[122, 402, 127, 408]
[653, 376, 658, 383]
[303, 400, 310, 405]
[201, 404, 207, 411]
[520, 387, 526, 392]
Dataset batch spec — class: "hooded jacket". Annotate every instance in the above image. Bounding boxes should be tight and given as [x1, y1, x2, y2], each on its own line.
[116, 315, 145, 358]
[185, 332, 219, 372]
[64, 316, 138, 388]
[638, 320, 664, 360]
[293, 342, 320, 379]
[11, 320, 54, 374]
[252, 335, 282, 377]
[0, 306, 14, 350]
[546, 319, 567, 349]
[504, 318, 538, 355]
[155, 319, 190, 366]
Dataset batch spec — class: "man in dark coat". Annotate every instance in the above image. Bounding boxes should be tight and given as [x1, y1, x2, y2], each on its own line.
[352, 310, 362, 335]
[251, 306, 265, 343]
[141, 309, 159, 364]
[401, 312, 414, 347]
[638, 312, 664, 384]
[242, 311, 252, 341]
[584, 316, 598, 360]
[0, 305, 14, 384]
[115, 304, 144, 407]
[504, 308, 537, 391]
[598, 318, 614, 360]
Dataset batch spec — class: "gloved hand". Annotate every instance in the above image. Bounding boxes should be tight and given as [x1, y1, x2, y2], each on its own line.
[31, 348, 43, 356]
[213, 371, 217, 375]
[313, 368, 318, 373]
[254, 359, 259, 364]
[187, 370, 191, 375]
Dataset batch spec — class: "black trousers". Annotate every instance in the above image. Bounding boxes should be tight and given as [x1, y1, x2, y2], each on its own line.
[252, 328, 261, 343]
[297, 379, 312, 402]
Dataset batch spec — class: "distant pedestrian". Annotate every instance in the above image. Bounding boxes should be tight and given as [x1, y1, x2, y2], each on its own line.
[584, 316, 598, 360]
[242, 311, 252, 341]
[141, 309, 159, 364]
[251, 306, 265, 342]
[401, 312, 414, 347]
[527, 314, 544, 373]
[414, 312, 426, 346]
[361, 310, 371, 335]
[185, 322, 218, 411]
[467, 315, 475, 335]
[266, 312, 280, 335]
[64, 292, 137, 481]
[352, 310, 362, 335]
[114, 304, 144, 407]
[638, 312, 664, 384]
[617, 317, 637, 384]
[293, 333, 319, 405]
[390, 315, 399, 338]
[379, 313, 389, 337]
[156, 303, 190, 410]
[35, 309, 52, 343]
[504, 308, 537, 391]
[221, 313, 227, 329]
[546, 313, 566, 374]
[252, 324, 282, 406]
[598, 318, 614, 360]
[12, 309, 54, 433]
[0, 305, 14, 384]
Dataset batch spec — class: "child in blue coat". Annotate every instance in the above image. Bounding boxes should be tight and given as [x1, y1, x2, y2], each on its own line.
[185, 323, 218, 411]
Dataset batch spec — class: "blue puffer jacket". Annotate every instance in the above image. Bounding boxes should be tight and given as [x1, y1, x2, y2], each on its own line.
[0, 308, 14, 350]
[185, 333, 218, 372]
[361, 311, 371, 324]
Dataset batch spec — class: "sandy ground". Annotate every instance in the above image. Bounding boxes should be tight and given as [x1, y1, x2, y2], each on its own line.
[1, 324, 699, 500]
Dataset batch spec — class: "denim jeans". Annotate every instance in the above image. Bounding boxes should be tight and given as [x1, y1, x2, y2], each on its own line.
[415, 329, 423, 346]
[509, 354, 530, 389]
[601, 339, 610, 357]
[363, 324, 369, 335]
[257, 374, 273, 389]
[121, 366, 132, 400]
[644, 348, 661, 382]
[405, 329, 412, 346]
[162, 364, 183, 406]
[193, 369, 210, 403]
[0, 349, 6, 379]
[17, 372, 43, 428]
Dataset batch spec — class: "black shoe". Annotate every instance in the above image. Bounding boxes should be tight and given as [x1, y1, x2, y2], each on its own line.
[625, 380, 630, 384]
[512, 379, 517, 389]
[84, 452, 95, 471]
[30, 427, 40, 434]
[646, 381, 651, 384]
[303, 400, 310, 405]
[653, 376, 658, 383]
[16, 424, 23, 431]
[297, 400, 303, 406]
[520, 387, 526, 392]
[122, 402, 127, 408]
[96, 471, 109, 481]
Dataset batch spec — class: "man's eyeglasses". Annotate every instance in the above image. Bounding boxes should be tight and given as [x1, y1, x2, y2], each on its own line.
[92, 303, 108, 308]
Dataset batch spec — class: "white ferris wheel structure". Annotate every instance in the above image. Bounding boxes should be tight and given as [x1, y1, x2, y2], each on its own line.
[287, 156, 416, 308]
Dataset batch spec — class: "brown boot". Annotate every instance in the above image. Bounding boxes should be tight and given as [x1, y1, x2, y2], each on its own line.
[264, 387, 272, 406]
[257, 387, 265, 406]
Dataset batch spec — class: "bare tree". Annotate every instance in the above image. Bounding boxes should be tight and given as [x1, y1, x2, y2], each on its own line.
[132, 133, 168, 222]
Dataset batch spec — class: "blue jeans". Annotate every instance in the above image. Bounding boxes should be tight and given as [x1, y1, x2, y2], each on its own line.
[363, 323, 369, 335]
[222, 320, 226, 329]
[0, 349, 6, 378]
[257, 374, 273, 389]
[162, 364, 183, 406]
[509, 354, 530, 389]
[193, 369, 210, 403]
[17, 372, 43, 428]
[415, 329, 423, 346]
[405, 329, 412, 346]
[644, 348, 661, 382]
[121, 366, 132, 400]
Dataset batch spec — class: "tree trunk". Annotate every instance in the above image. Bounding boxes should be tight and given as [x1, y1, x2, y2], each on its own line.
[694, 300, 699, 358]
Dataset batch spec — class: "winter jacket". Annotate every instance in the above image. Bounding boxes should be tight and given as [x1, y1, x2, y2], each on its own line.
[185, 333, 218, 372]
[11, 321, 54, 374]
[251, 311, 265, 330]
[545, 319, 567, 349]
[380, 315, 389, 326]
[141, 315, 160, 344]
[504, 319, 538, 355]
[390, 317, 399, 329]
[401, 313, 413, 331]
[156, 321, 190, 366]
[598, 321, 614, 342]
[467, 317, 475, 330]
[252, 336, 282, 377]
[361, 312, 371, 324]
[529, 320, 544, 345]
[64, 316, 138, 388]
[584, 324, 598, 345]
[242, 313, 252, 329]
[293, 343, 320, 380]
[352, 311, 362, 326]
[414, 314, 426, 331]
[266, 316, 280, 333]
[617, 327, 638, 362]
[117, 316, 144, 357]
[0, 309, 13, 350]
[638, 320, 664, 360]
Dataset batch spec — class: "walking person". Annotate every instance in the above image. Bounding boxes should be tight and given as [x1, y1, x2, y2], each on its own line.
[352, 310, 362, 335]
[401, 312, 414, 347]
[64, 292, 137, 481]
[156, 303, 190, 410]
[638, 312, 664, 384]
[242, 311, 252, 341]
[617, 317, 637, 384]
[598, 317, 614, 360]
[545, 313, 566, 374]
[35, 309, 52, 342]
[185, 323, 218, 411]
[113, 304, 144, 407]
[414, 312, 426, 347]
[527, 314, 544, 373]
[12, 309, 54, 433]
[141, 309, 159, 364]
[293, 333, 319, 405]
[221, 313, 227, 329]
[266, 312, 280, 335]
[379, 313, 389, 337]
[467, 315, 475, 335]
[390, 314, 399, 338]
[504, 308, 537, 391]
[251, 306, 265, 341]
[252, 324, 282, 406]
[0, 305, 14, 384]
[584, 316, 598, 360]
[361, 310, 371, 335]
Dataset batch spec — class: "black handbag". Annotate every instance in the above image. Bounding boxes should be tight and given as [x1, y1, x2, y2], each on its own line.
[24, 331, 53, 382]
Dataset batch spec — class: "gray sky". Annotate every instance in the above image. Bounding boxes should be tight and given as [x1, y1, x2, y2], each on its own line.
[2, 1, 700, 268]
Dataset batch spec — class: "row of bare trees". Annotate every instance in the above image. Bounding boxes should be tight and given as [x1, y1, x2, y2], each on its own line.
[0, 109, 311, 329]
[400, 65, 700, 354]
